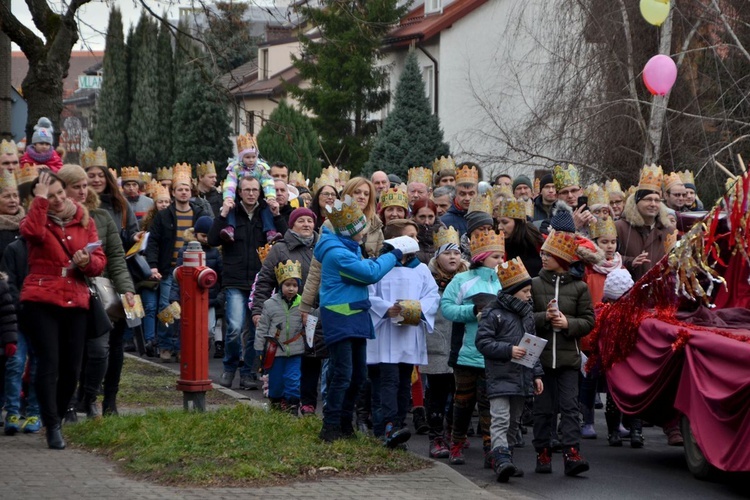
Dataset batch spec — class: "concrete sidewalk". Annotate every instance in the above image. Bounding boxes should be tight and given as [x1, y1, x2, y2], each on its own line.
[1, 431, 495, 499]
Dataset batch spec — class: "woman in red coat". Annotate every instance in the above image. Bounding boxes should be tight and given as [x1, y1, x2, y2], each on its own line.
[20, 170, 106, 449]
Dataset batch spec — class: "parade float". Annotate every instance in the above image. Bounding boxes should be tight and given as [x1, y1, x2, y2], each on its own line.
[588, 169, 750, 479]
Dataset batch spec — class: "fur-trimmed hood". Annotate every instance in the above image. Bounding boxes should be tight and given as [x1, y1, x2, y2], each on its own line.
[83, 187, 101, 211]
[621, 194, 670, 228]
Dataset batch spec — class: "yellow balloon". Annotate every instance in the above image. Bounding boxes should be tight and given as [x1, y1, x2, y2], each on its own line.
[640, 0, 670, 26]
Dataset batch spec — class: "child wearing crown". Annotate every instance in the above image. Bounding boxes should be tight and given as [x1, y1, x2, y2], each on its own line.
[254, 260, 305, 414]
[475, 258, 544, 482]
[221, 134, 280, 243]
[367, 219, 440, 448]
[19, 117, 62, 173]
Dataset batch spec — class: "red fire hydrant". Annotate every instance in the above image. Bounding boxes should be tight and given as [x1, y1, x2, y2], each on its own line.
[174, 240, 218, 411]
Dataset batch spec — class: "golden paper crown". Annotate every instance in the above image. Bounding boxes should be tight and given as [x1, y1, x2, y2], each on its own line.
[584, 183, 609, 208]
[312, 175, 336, 194]
[156, 166, 173, 181]
[155, 185, 171, 200]
[432, 155, 456, 173]
[144, 179, 159, 198]
[380, 187, 409, 210]
[236, 133, 258, 153]
[552, 164, 580, 191]
[492, 184, 514, 200]
[664, 229, 678, 254]
[408, 167, 433, 187]
[662, 172, 683, 192]
[121, 166, 141, 183]
[470, 228, 505, 257]
[397, 300, 422, 326]
[140, 172, 153, 184]
[321, 165, 340, 181]
[339, 169, 351, 184]
[678, 170, 695, 186]
[157, 302, 181, 325]
[541, 229, 578, 263]
[172, 162, 193, 187]
[497, 257, 531, 289]
[638, 164, 663, 193]
[455, 165, 479, 186]
[0, 139, 16, 156]
[275, 259, 303, 284]
[433, 226, 460, 248]
[80, 147, 107, 169]
[605, 178, 623, 195]
[289, 171, 308, 188]
[0, 168, 17, 192]
[326, 195, 367, 237]
[257, 243, 273, 263]
[589, 218, 617, 240]
[468, 192, 493, 215]
[15, 163, 40, 185]
[533, 177, 541, 196]
[196, 161, 216, 178]
[109, 168, 119, 180]
[525, 198, 534, 219]
[496, 199, 527, 220]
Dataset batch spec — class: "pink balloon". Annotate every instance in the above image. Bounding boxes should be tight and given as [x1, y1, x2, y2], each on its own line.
[643, 54, 677, 95]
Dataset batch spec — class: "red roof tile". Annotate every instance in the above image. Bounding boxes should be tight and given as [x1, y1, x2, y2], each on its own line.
[11, 51, 104, 96]
[385, 0, 489, 47]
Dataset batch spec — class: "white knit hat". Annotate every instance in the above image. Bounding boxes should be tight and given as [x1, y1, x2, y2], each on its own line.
[603, 268, 634, 301]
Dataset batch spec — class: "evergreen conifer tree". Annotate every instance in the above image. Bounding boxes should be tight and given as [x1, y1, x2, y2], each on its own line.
[257, 100, 321, 179]
[156, 20, 175, 167]
[95, 8, 129, 168]
[366, 53, 450, 179]
[127, 15, 161, 169]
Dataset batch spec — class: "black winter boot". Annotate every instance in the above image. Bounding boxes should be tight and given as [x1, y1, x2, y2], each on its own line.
[563, 447, 590, 476]
[319, 424, 342, 443]
[412, 406, 429, 435]
[492, 447, 517, 483]
[46, 424, 66, 450]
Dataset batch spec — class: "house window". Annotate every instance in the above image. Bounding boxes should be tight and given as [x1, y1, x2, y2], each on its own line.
[259, 48, 269, 80]
[425, 0, 442, 15]
[423, 65, 434, 114]
[246, 111, 255, 135]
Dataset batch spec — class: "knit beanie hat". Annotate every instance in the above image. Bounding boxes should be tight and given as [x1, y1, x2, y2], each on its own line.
[289, 207, 317, 228]
[539, 173, 554, 189]
[31, 117, 54, 145]
[603, 268, 634, 301]
[634, 189, 659, 204]
[550, 201, 576, 233]
[57, 163, 88, 186]
[465, 210, 494, 235]
[512, 175, 533, 192]
[194, 216, 213, 235]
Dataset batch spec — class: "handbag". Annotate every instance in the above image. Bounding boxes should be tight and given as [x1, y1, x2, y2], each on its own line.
[88, 287, 114, 338]
[127, 253, 152, 283]
[89, 276, 125, 320]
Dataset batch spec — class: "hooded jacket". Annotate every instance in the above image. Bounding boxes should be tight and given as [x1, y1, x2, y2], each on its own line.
[531, 269, 594, 370]
[313, 226, 397, 346]
[476, 292, 543, 398]
[615, 195, 674, 281]
[440, 203, 468, 237]
[254, 293, 305, 357]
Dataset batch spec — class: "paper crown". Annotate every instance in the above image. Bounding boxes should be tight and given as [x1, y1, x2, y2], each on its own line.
[638, 164, 663, 193]
[326, 195, 367, 237]
[81, 147, 108, 169]
[533, 177, 540, 196]
[492, 184, 514, 200]
[0, 168, 17, 192]
[605, 178, 623, 195]
[470, 228, 505, 257]
[662, 172, 683, 192]
[257, 243, 273, 263]
[140, 172, 153, 184]
[380, 187, 409, 210]
[497, 257, 531, 289]
[196, 161, 216, 178]
[397, 300, 422, 326]
[121, 166, 141, 183]
[289, 171, 308, 188]
[496, 199, 527, 220]
[321, 165, 340, 181]
[408, 167, 433, 187]
[541, 229, 578, 263]
[678, 170, 695, 186]
[172, 163, 193, 186]
[339, 169, 351, 184]
[664, 229, 678, 254]
[589, 218, 617, 240]
[236, 134, 258, 153]
[0, 139, 16, 156]
[552, 164, 580, 191]
[432, 155, 456, 173]
[275, 259, 302, 284]
[433, 226, 460, 248]
[455, 164, 479, 185]
[156, 166, 173, 181]
[144, 179, 159, 198]
[468, 192, 493, 215]
[157, 302, 181, 325]
[584, 183, 609, 208]
[154, 184, 171, 200]
[109, 168, 119, 180]
[15, 163, 39, 185]
[312, 175, 336, 194]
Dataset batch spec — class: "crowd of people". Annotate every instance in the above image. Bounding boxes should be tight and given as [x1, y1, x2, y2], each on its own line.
[0, 117, 705, 482]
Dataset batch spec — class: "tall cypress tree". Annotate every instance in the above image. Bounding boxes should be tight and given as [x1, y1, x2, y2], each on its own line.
[156, 20, 175, 168]
[127, 15, 161, 169]
[366, 52, 450, 179]
[257, 100, 321, 179]
[95, 8, 129, 168]
[171, 63, 232, 165]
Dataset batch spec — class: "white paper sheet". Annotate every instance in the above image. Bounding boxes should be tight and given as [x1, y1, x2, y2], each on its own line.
[383, 235, 420, 255]
[305, 314, 318, 348]
[511, 333, 548, 369]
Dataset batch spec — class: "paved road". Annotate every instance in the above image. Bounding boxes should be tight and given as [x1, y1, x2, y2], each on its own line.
[153, 351, 750, 500]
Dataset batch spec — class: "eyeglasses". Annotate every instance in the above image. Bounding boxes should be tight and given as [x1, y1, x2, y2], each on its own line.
[610, 200, 624, 206]
[321, 191, 337, 198]
[241, 188, 260, 194]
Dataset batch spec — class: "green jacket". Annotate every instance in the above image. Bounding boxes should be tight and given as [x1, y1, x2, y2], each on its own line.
[90, 207, 135, 295]
[531, 269, 594, 370]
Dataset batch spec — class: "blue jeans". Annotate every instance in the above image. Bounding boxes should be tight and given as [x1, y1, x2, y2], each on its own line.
[323, 338, 367, 427]
[4, 331, 39, 417]
[370, 362, 413, 436]
[226, 206, 276, 233]
[141, 287, 158, 343]
[157, 275, 179, 352]
[268, 355, 302, 401]
[223, 288, 255, 377]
